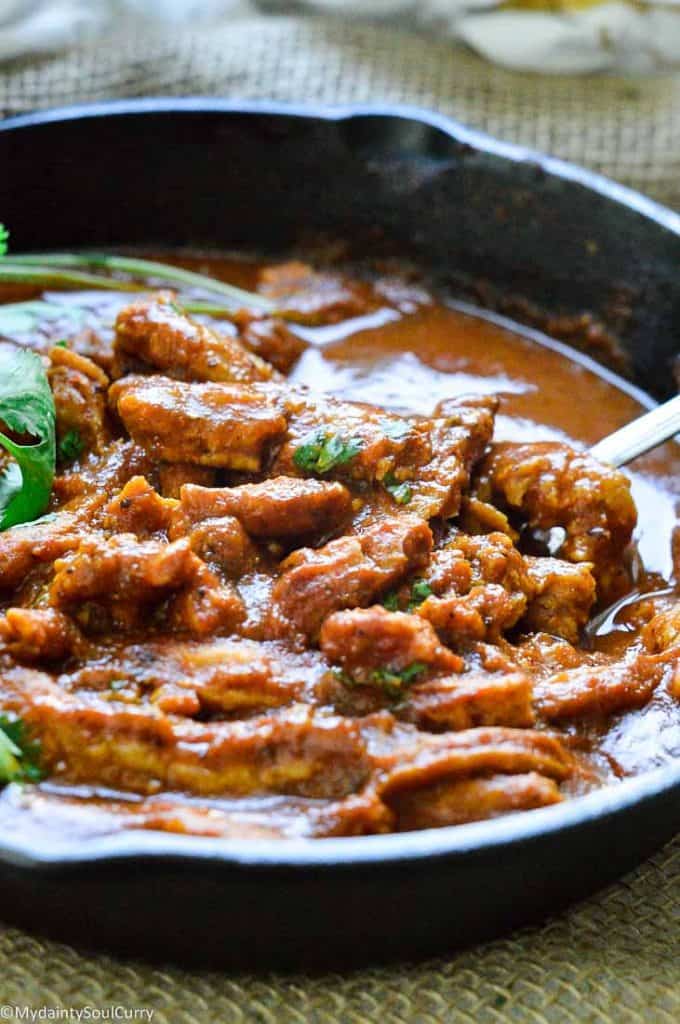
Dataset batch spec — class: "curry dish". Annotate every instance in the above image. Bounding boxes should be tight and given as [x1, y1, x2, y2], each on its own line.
[0, 254, 678, 842]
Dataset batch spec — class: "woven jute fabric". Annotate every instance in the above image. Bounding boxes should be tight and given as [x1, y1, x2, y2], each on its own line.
[1, 15, 680, 208]
[0, 836, 679, 1020]
[0, 16, 679, 1020]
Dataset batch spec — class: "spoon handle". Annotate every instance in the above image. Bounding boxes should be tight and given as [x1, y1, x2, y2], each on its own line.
[590, 394, 680, 468]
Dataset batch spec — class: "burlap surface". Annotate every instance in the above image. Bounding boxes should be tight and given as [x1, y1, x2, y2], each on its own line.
[0, 15, 678, 1020]
[1, 16, 680, 208]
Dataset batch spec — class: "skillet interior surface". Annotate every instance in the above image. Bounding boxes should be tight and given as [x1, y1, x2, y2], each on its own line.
[0, 100, 678, 967]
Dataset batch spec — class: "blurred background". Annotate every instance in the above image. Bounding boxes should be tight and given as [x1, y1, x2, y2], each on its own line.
[0, 0, 679, 208]
[2, 0, 680, 71]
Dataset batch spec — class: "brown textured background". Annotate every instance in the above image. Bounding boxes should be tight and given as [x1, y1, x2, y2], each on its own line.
[0, 17, 678, 1020]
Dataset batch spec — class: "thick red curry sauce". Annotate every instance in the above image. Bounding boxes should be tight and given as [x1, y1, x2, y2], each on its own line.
[0, 254, 678, 843]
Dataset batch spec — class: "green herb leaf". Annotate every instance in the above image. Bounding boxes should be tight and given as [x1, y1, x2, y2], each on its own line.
[371, 661, 427, 697]
[409, 579, 433, 608]
[0, 348, 56, 531]
[383, 472, 413, 505]
[383, 579, 432, 613]
[0, 715, 44, 784]
[293, 430, 363, 474]
[0, 224, 9, 257]
[335, 661, 427, 700]
[396, 662, 427, 684]
[58, 428, 83, 464]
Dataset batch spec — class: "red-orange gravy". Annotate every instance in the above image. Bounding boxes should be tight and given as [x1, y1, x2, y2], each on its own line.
[0, 255, 677, 844]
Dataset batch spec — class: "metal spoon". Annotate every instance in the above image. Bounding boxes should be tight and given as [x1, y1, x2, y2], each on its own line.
[590, 393, 680, 468]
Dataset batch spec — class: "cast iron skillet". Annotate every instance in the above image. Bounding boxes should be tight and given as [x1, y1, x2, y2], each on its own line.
[0, 100, 678, 968]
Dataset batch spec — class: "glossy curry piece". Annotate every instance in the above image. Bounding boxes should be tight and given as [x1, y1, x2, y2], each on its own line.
[0, 258, 679, 843]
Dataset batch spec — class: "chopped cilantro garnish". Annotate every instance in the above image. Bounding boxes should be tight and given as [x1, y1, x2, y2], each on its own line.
[409, 579, 433, 607]
[371, 661, 427, 697]
[383, 579, 432, 612]
[334, 661, 427, 700]
[55, 339, 69, 349]
[0, 348, 56, 531]
[0, 224, 8, 257]
[0, 715, 44, 784]
[383, 472, 412, 505]
[58, 428, 84, 464]
[293, 430, 363, 474]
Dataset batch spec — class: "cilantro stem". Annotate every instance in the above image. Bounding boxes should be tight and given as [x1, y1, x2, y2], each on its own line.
[0, 264, 150, 292]
[3, 253, 273, 312]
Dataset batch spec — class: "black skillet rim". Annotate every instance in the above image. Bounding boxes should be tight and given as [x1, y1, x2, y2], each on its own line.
[0, 97, 678, 874]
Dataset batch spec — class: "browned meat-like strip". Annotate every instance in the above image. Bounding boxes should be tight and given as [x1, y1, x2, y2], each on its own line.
[232, 311, 307, 374]
[418, 587, 523, 646]
[416, 531, 533, 645]
[48, 345, 112, 457]
[0, 608, 83, 663]
[103, 476, 178, 537]
[509, 632, 595, 681]
[109, 375, 288, 471]
[158, 462, 216, 499]
[179, 477, 353, 540]
[49, 533, 244, 636]
[319, 606, 462, 683]
[0, 496, 103, 591]
[458, 495, 517, 540]
[114, 293, 279, 383]
[641, 604, 680, 653]
[0, 666, 370, 798]
[412, 398, 496, 521]
[52, 440, 157, 505]
[390, 772, 562, 831]
[50, 534, 196, 611]
[3, 786, 394, 841]
[478, 442, 637, 600]
[275, 394, 495, 520]
[374, 726, 573, 800]
[404, 673, 534, 732]
[522, 556, 596, 644]
[111, 374, 491, 518]
[148, 638, 314, 715]
[430, 531, 532, 601]
[308, 791, 395, 837]
[183, 516, 260, 577]
[165, 559, 245, 638]
[61, 637, 320, 717]
[257, 260, 379, 324]
[533, 649, 674, 721]
[271, 515, 432, 640]
[403, 644, 534, 731]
